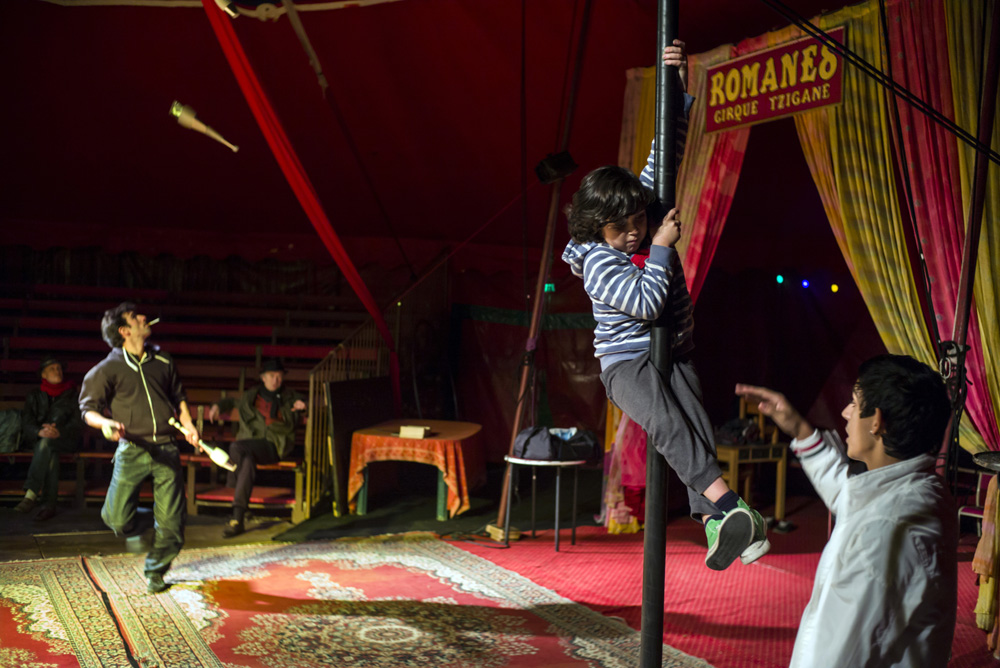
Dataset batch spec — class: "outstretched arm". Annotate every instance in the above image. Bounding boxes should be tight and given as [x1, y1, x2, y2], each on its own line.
[582, 245, 675, 321]
[735, 384, 849, 510]
[734, 384, 815, 441]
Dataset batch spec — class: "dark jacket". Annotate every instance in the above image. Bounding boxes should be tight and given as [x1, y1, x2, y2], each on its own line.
[235, 384, 305, 459]
[79, 346, 186, 445]
[22, 386, 84, 448]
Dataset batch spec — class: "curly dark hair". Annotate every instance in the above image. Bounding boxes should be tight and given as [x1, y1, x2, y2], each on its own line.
[100, 302, 137, 349]
[855, 354, 951, 460]
[566, 166, 655, 243]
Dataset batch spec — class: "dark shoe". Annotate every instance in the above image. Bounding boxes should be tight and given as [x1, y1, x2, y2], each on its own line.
[222, 519, 245, 538]
[14, 497, 37, 513]
[33, 505, 57, 521]
[147, 573, 169, 594]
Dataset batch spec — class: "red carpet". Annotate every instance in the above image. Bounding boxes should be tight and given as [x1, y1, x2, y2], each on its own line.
[453, 496, 993, 668]
[0, 557, 132, 667]
[1, 534, 715, 667]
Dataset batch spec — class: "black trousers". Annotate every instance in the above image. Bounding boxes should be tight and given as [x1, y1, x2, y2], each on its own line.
[226, 439, 280, 516]
[101, 440, 185, 577]
[23, 435, 79, 504]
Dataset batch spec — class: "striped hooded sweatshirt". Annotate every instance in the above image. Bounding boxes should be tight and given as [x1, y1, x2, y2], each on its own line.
[562, 93, 695, 371]
[562, 238, 694, 371]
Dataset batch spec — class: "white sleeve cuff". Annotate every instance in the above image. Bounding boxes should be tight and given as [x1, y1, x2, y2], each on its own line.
[790, 428, 822, 455]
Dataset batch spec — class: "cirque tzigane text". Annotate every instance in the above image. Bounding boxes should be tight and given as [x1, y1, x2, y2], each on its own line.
[705, 26, 845, 133]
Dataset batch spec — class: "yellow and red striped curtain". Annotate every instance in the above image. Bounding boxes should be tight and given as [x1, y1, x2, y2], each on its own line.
[945, 0, 1000, 451]
[793, 0, 997, 452]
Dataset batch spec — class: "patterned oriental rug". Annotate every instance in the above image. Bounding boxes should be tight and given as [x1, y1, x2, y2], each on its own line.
[0, 534, 713, 668]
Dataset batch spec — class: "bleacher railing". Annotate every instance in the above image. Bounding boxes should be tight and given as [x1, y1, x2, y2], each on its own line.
[304, 257, 449, 520]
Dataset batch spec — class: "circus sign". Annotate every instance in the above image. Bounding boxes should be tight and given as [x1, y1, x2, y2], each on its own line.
[705, 27, 845, 133]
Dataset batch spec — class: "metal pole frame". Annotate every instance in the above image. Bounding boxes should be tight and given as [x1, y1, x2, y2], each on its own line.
[640, 1, 679, 665]
[495, 0, 596, 532]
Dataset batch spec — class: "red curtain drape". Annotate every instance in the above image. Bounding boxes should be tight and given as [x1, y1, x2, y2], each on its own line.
[887, 0, 1000, 450]
[200, 1, 400, 409]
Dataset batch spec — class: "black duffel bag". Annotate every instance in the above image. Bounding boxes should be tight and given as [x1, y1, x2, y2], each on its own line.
[513, 426, 601, 463]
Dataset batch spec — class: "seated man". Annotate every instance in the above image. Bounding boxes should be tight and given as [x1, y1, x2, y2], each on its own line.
[209, 359, 306, 537]
[737, 353, 956, 668]
[15, 355, 84, 520]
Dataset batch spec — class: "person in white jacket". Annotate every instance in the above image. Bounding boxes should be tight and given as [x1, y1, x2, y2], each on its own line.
[737, 353, 956, 667]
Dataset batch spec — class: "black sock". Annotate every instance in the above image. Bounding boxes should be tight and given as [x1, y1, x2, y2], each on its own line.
[714, 490, 740, 514]
[705, 514, 725, 524]
[233, 507, 245, 523]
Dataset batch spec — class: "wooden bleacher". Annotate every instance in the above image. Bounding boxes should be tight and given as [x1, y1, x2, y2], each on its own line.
[0, 282, 368, 401]
[1, 282, 371, 523]
[0, 451, 82, 503]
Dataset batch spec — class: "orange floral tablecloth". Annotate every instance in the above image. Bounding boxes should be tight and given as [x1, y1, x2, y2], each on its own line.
[348, 419, 484, 517]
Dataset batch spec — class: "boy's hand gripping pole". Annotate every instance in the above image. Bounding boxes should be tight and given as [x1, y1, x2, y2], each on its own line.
[168, 417, 237, 471]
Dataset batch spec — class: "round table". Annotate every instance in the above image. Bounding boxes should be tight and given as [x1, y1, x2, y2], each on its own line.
[503, 455, 587, 552]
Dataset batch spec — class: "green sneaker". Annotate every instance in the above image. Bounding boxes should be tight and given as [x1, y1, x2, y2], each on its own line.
[738, 499, 771, 565]
[704, 507, 753, 571]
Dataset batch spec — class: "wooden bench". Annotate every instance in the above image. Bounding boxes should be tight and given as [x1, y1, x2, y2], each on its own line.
[0, 297, 366, 325]
[6, 283, 365, 311]
[75, 451, 197, 506]
[185, 454, 306, 523]
[8, 316, 357, 345]
[6, 336, 334, 360]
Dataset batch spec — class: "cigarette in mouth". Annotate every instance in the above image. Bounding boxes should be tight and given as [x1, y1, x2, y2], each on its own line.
[148, 318, 160, 326]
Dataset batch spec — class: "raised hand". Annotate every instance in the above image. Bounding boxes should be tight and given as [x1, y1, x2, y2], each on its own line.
[662, 39, 688, 92]
[735, 384, 814, 441]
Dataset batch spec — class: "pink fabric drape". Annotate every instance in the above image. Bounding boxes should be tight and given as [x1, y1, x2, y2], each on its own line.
[201, 1, 400, 411]
[684, 130, 750, 303]
[676, 47, 751, 303]
[887, 0, 1000, 450]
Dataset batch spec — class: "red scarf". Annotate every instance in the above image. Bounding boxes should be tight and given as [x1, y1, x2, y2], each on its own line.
[631, 248, 650, 269]
[41, 379, 74, 398]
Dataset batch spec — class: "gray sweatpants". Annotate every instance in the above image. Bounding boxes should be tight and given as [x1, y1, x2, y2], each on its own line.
[600, 353, 723, 520]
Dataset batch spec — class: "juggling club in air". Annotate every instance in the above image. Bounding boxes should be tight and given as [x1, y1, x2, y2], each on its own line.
[169, 101, 239, 152]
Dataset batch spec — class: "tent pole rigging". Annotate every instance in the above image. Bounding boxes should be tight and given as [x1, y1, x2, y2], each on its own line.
[874, 0, 1000, 474]
[494, 0, 595, 535]
[761, 0, 1000, 457]
[942, 4, 1000, 466]
[277, 0, 418, 281]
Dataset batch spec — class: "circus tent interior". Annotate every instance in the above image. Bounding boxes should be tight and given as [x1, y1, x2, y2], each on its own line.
[1, 0, 998, 666]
